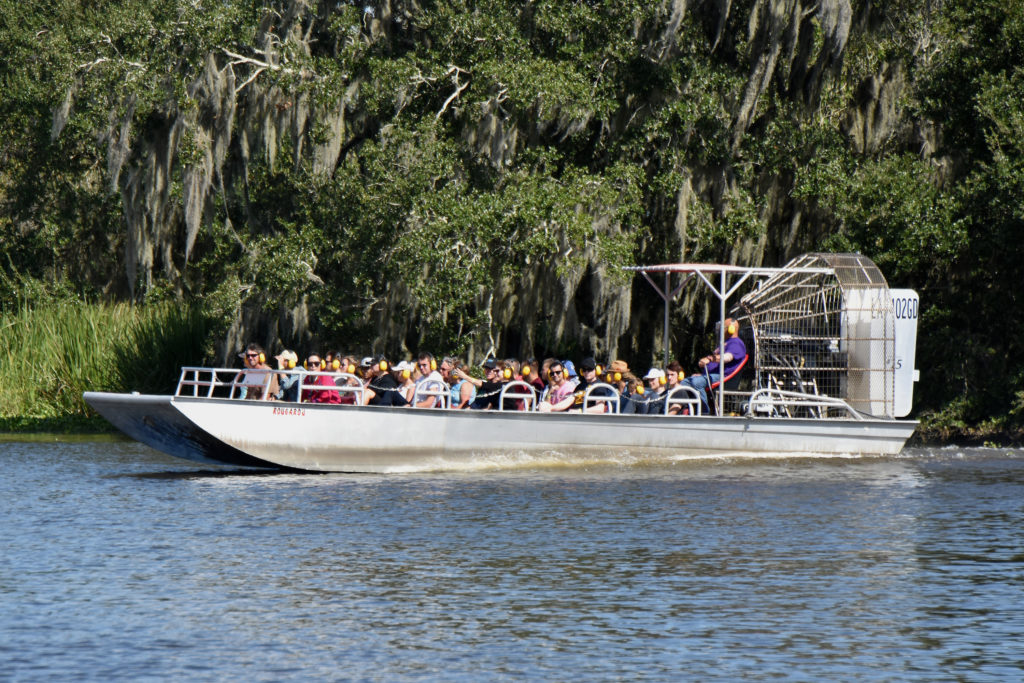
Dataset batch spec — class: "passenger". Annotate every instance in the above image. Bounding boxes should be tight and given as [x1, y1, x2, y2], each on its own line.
[681, 317, 748, 414]
[521, 357, 545, 394]
[664, 361, 686, 415]
[274, 349, 301, 402]
[463, 359, 515, 411]
[561, 360, 580, 390]
[538, 361, 576, 413]
[233, 343, 279, 400]
[301, 353, 341, 403]
[624, 374, 645, 415]
[364, 357, 409, 407]
[605, 360, 636, 415]
[639, 368, 667, 415]
[413, 352, 446, 408]
[571, 357, 615, 413]
[335, 355, 360, 405]
[393, 360, 417, 404]
[441, 357, 476, 409]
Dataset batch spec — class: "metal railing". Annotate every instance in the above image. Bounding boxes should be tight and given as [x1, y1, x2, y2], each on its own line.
[583, 383, 620, 414]
[412, 380, 451, 409]
[499, 381, 538, 411]
[664, 386, 704, 416]
[746, 388, 864, 420]
[298, 372, 365, 405]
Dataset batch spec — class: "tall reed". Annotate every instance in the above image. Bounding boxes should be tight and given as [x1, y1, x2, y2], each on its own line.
[0, 301, 213, 419]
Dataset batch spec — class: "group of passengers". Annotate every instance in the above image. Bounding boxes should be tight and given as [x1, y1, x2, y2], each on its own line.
[233, 318, 747, 415]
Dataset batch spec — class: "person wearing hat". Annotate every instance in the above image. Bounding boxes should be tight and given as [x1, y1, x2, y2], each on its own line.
[274, 349, 301, 402]
[639, 367, 667, 415]
[392, 360, 418, 403]
[605, 359, 639, 415]
[363, 356, 409, 407]
[571, 357, 616, 413]
[462, 359, 516, 410]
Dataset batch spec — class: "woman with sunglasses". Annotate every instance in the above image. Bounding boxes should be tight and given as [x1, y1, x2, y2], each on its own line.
[232, 343, 279, 400]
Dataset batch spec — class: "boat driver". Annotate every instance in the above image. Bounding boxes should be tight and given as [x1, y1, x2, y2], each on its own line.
[681, 317, 748, 413]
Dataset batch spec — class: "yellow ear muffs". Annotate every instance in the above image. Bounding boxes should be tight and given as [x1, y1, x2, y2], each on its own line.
[401, 369, 411, 380]
[637, 385, 645, 395]
[614, 372, 622, 382]
[522, 366, 531, 377]
[379, 360, 389, 372]
[605, 373, 613, 383]
[564, 370, 570, 379]
[346, 363, 356, 374]
[287, 359, 296, 369]
[595, 364, 603, 376]
[430, 359, 437, 371]
[727, 322, 738, 335]
[659, 376, 667, 386]
[330, 359, 340, 371]
[303, 360, 309, 370]
[502, 367, 512, 379]
[319, 359, 326, 370]
[259, 352, 266, 364]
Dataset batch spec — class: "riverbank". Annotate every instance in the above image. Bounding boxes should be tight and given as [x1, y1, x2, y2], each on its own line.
[0, 415, 116, 435]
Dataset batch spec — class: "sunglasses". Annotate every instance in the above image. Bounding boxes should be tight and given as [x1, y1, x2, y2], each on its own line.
[245, 353, 259, 359]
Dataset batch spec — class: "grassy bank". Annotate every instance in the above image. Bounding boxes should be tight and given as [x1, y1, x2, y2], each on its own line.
[0, 301, 213, 426]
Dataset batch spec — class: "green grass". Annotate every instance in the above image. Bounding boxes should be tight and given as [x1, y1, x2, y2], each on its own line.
[0, 301, 214, 421]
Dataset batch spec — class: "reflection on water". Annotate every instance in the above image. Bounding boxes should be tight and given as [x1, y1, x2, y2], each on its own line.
[2, 441, 1024, 680]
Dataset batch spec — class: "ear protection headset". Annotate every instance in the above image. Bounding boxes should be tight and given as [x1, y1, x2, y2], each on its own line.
[613, 372, 622, 382]
[659, 375, 667, 386]
[430, 359, 437, 371]
[304, 358, 325, 370]
[379, 360, 389, 372]
[346, 363, 356, 374]
[727, 321, 738, 336]
[502, 367, 512, 380]
[595, 364, 604, 376]
[521, 366, 531, 377]
[636, 385, 645, 395]
[329, 359, 340, 371]
[286, 358, 296, 369]
[259, 352, 266, 364]
[401, 368, 411, 380]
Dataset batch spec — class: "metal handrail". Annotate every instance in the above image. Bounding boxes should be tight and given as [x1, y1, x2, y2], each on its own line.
[664, 386, 704, 415]
[299, 371, 365, 404]
[499, 381, 538, 411]
[412, 380, 451, 409]
[583, 383, 620, 414]
[746, 388, 864, 420]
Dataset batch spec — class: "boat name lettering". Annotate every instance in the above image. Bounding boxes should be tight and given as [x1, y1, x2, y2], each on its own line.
[273, 406, 306, 416]
[893, 296, 918, 320]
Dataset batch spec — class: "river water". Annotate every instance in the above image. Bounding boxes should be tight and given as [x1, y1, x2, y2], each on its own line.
[2, 439, 1023, 681]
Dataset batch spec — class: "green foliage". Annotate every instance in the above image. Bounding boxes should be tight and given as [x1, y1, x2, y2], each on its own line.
[3, 0, 1024, 437]
[0, 301, 214, 418]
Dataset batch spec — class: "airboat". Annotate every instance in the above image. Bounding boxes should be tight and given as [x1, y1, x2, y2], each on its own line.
[84, 253, 920, 472]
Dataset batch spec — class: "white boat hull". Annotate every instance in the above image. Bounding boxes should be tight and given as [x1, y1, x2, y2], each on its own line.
[170, 397, 918, 473]
[83, 392, 278, 468]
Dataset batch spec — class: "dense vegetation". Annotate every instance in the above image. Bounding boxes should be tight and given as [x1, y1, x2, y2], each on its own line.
[1, 0, 1022, 439]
